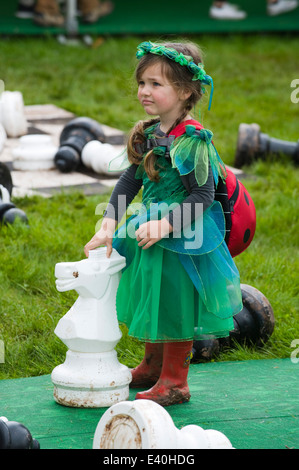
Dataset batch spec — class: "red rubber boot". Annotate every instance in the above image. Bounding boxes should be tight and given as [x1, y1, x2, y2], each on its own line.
[135, 341, 193, 406]
[130, 342, 163, 388]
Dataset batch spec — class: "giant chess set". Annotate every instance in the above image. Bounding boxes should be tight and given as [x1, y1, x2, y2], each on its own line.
[0, 101, 126, 198]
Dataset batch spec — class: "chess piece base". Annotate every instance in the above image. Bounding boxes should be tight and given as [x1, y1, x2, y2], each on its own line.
[51, 349, 132, 408]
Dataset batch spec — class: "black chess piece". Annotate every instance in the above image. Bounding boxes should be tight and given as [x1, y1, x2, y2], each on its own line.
[0, 417, 40, 449]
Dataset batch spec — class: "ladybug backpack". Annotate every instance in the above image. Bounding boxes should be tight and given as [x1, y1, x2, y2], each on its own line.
[169, 120, 256, 258]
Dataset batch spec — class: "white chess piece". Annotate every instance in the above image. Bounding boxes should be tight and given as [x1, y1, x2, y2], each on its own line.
[12, 134, 57, 170]
[0, 123, 6, 154]
[93, 400, 235, 449]
[0, 91, 28, 137]
[81, 140, 124, 175]
[51, 247, 132, 408]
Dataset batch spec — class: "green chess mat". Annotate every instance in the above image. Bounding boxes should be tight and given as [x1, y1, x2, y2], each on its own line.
[1, 358, 298, 449]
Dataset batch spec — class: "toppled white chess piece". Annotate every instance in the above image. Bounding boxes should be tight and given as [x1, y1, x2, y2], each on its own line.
[81, 140, 124, 175]
[51, 247, 132, 408]
[93, 400, 235, 449]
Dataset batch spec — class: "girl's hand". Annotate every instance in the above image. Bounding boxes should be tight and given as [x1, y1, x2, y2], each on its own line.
[135, 219, 173, 250]
[84, 218, 117, 258]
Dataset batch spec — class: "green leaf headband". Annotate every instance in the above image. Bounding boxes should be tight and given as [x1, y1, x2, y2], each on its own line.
[136, 41, 214, 110]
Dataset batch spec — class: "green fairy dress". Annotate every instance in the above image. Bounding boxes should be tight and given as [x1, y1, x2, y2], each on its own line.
[111, 122, 243, 343]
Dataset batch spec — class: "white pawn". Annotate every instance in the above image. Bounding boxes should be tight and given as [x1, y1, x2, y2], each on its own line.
[12, 134, 58, 170]
[0, 91, 28, 137]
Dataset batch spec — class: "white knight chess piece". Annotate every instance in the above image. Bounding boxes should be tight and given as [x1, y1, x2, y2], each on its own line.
[51, 247, 132, 408]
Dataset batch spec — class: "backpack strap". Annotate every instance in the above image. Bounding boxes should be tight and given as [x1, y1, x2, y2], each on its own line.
[214, 177, 232, 243]
[228, 178, 240, 213]
[169, 119, 204, 138]
[136, 119, 204, 155]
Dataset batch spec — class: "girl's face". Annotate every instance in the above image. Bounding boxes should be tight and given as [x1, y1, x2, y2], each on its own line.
[137, 62, 188, 130]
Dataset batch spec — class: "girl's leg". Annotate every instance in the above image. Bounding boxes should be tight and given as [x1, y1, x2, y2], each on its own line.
[130, 342, 163, 388]
[267, 0, 298, 16]
[135, 341, 193, 406]
[33, 0, 64, 26]
[210, 1, 247, 19]
[78, 0, 114, 23]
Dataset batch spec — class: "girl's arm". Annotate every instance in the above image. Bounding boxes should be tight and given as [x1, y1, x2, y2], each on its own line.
[135, 165, 214, 250]
[84, 217, 118, 258]
[104, 164, 143, 223]
[166, 163, 215, 231]
[135, 218, 173, 250]
[84, 165, 142, 258]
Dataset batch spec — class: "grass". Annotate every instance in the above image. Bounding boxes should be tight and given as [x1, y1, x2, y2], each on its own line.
[0, 34, 298, 379]
[0, 190, 146, 378]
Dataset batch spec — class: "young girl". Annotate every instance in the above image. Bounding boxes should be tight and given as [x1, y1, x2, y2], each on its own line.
[84, 41, 243, 407]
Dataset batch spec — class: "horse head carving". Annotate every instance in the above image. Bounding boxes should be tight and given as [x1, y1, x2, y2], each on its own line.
[55, 248, 126, 300]
[54, 248, 126, 353]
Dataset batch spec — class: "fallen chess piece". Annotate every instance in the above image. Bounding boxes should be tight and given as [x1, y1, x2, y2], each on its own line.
[81, 140, 124, 175]
[228, 284, 275, 346]
[54, 117, 106, 173]
[93, 400, 234, 449]
[191, 338, 220, 363]
[192, 284, 275, 363]
[235, 123, 299, 168]
[0, 417, 39, 449]
[51, 247, 132, 408]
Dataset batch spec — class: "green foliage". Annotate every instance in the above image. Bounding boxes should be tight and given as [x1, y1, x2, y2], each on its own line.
[0, 34, 298, 379]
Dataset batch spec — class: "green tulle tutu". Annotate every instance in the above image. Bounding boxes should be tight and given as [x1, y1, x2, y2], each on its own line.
[112, 152, 243, 343]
